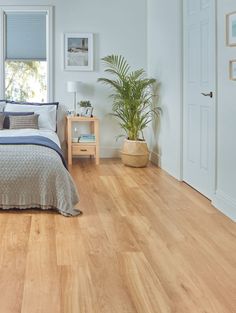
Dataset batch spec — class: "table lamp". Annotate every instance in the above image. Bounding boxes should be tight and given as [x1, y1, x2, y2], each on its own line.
[67, 81, 81, 113]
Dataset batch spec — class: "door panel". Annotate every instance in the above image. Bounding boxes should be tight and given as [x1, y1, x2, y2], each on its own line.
[201, 21, 209, 83]
[188, 26, 199, 83]
[187, 104, 198, 163]
[200, 106, 210, 170]
[188, 0, 198, 15]
[183, 0, 216, 198]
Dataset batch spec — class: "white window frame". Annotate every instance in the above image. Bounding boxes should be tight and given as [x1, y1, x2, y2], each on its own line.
[0, 5, 54, 101]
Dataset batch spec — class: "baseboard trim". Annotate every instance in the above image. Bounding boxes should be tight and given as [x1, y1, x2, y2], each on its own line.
[212, 190, 236, 222]
[150, 151, 160, 166]
[100, 147, 120, 158]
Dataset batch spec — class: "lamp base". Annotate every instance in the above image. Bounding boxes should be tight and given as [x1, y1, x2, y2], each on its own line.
[74, 92, 77, 114]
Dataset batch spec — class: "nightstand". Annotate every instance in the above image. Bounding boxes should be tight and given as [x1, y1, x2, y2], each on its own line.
[66, 116, 100, 165]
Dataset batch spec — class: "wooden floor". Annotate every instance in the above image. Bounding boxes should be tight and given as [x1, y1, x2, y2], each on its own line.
[0, 159, 235, 313]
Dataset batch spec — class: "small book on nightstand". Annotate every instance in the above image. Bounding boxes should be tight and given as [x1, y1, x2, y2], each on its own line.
[78, 134, 96, 143]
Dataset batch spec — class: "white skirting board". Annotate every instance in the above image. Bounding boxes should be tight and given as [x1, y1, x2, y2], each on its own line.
[100, 147, 120, 158]
[150, 150, 236, 223]
[102, 148, 161, 160]
[212, 191, 236, 222]
[98, 149, 160, 161]
[150, 151, 160, 166]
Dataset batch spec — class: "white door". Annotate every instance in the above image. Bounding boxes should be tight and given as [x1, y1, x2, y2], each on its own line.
[183, 0, 216, 199]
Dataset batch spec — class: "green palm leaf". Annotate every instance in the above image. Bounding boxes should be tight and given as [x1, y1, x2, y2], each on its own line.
[98, 55, 160, 141]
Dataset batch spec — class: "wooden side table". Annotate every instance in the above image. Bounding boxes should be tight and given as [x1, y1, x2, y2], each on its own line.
[66, 116, 100, 165]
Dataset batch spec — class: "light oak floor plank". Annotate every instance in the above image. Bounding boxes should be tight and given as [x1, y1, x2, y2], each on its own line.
[21, 215, 61, 313]
[0, 159, 235, 313]
[0, 214, 31, 313]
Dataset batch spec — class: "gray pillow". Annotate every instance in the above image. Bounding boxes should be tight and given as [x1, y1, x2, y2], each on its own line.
[0, 114, 5, 130]
[9, 114, 39, 129]
[3, 111, 34, 129]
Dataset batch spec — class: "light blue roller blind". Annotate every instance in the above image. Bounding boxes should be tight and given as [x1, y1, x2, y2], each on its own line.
[6, 12, 47, 60]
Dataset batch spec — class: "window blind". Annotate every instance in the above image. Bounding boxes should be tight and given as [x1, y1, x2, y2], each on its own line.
[6, 12, 47, 60]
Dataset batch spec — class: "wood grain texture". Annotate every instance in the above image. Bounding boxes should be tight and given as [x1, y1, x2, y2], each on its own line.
[66, 116, 100, 165]
[0, 159, 235, 313]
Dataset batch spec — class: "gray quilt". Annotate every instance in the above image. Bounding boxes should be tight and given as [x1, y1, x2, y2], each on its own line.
[0, 143, 80, 216]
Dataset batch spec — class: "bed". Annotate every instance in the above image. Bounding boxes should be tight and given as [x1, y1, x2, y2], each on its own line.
[0, 101, 80, 217]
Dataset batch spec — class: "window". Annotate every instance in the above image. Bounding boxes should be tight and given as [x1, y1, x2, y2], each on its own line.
[5, 60, 47, 102]
[0, 6, 53, 102]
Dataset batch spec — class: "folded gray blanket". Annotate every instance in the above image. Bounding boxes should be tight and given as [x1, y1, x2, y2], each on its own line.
[0, 138, 80, 216]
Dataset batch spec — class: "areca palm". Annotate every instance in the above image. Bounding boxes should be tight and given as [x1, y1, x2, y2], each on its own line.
[98, 55, 159, 141]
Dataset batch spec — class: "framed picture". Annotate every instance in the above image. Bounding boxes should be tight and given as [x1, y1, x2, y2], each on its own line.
[77, 106, 93, 117]
[84, 107, 93, 117]
[226, 12, 236, 46]
[229, 60, 236, 81]
[64, 33, 93, 71]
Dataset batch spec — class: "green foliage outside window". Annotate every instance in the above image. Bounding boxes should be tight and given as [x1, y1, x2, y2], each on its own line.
[5, 61, 47, 102]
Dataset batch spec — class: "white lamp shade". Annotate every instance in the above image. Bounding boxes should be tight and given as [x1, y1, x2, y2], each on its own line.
[67, 81, 81, 93]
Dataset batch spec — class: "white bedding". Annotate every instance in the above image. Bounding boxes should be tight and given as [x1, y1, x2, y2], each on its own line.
[0, 129, 61, 147]
[4, 103, 57, 132]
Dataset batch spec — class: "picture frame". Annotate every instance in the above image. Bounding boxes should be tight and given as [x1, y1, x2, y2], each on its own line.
[64, 33, 94, 71]
[226, 12, 236, 46]
[229, 60, 236, 81]
[83, 107, 93, 117]
[77, 106, 93, 117]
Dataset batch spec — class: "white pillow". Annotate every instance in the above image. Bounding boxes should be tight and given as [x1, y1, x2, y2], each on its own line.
[5, 103, 57, 131]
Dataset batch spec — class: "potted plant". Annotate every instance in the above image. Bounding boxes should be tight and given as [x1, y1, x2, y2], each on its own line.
[98, 55, 160, 167]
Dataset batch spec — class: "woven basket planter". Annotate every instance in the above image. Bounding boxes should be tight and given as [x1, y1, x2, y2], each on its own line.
[121, 139, 149, 168]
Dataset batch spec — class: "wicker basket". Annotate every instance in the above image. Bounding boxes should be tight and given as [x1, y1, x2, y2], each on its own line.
[121, 139, 149, 168]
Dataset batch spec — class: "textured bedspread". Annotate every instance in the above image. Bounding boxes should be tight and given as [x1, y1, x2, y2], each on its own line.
[0, 139, 80, 216]
[0, 135, 67, 168]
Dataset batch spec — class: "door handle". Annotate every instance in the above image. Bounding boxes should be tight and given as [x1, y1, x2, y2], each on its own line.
[201, 92, 213, 98]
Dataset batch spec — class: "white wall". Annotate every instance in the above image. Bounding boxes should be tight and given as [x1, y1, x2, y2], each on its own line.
[0, 0, 147, 157]
[147, 0, 182, 179]
[2, 1, 235, 221]
[147, 0, 236, 221]
[212, 0, 236, 221]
